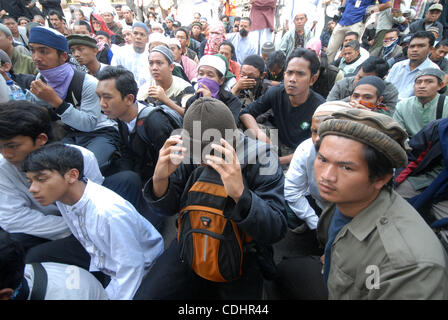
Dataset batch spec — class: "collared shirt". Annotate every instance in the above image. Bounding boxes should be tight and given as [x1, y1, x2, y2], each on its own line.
[317, 190, 448, 299]
[339, 0, 388, 26]
[0, 145, 103, 240]
[111, 45, 152, 88]
[226, 32, 258, 65]
[385, 57, 440, 101]
[284, 138, 328, 229]
[56, 180, 164, 300]
[393, 93, 448, 137]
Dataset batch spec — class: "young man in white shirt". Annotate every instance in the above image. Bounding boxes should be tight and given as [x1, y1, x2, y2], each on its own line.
[0, 100, 157, 271]
[23, 143, 164, 300]
[111, 22, 151, 88]
[284, 101, 352, 234]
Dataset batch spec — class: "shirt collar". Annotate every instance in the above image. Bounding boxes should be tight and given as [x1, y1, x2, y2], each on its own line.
[345, 189, 395, 242]
[68, 178, 91, 214]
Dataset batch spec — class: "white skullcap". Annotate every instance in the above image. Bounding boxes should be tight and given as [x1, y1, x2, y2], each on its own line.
[198, 55, 227, 77]
[167, 37, 181, 48]
[148, 32, 168, 45]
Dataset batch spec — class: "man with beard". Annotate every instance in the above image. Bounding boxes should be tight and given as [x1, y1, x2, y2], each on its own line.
[239, 48, 325, 169]
[226, 17, 257, 65]
[231, 54, 273, 108]
[111, 22, 151, 88]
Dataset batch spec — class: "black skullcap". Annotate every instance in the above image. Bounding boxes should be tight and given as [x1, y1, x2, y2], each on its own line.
[242, 54, 265, 74]
[355, 75, 386, 97]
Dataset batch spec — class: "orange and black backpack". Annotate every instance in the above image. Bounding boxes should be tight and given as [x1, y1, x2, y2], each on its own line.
[177, 166, 252, 282]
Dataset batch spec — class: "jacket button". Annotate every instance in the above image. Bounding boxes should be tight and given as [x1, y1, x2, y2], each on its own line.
[380, 217, 388, 225]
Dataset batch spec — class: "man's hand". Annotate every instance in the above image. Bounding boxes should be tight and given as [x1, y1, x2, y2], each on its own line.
[148, 85, 170, 104]
[231, 76, 256, 95]
[349, 100, 370, 110]
[206, 138, 244, 203]
[30, 79, 63, 108]
[152, 135, 186, 198]
[196, 83, 212, 97]
[0, 66, 11, 81]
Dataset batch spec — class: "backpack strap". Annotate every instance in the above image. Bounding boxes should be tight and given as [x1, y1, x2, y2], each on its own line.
[65, 70, 86, 108]
[30, 263, 48, 300]
[134, 105, 156, 146]
[437, 94, 445, 120]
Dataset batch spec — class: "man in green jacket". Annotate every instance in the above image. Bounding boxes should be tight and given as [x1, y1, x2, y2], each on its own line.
[314, 108, 448, 299]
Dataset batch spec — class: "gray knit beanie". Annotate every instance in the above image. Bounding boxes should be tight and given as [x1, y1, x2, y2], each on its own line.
[318, 108, 410, 168]
[182, 97, 237, 163]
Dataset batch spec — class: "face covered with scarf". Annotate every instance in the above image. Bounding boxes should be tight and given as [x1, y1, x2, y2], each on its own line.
[382, 31, 399, 58]
[204, 22, 226, 55]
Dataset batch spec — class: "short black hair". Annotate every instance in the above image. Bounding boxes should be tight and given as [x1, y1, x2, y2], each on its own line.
[114, 4, 122, 9]
[385, 28, 399, 37]
[266, 50, 286, 70]
[48, 10, 64, 21]
[435, 39, 448, 49]
[1, 15, 17, 23]
[286, 48, 320, 76]
[73, 19, 92, 33]
[362, 144, 394, 190]
[0, 231, 25, 291]
[0, 101, 53, 142]
[219, 40, 235, 55]
[97, 66, 139, 102]
[410, 30, 435, 47]
[241, 17, 251, 25]
[360, 56, 389, 79]
[344, 31, 359, 40]
[22, 143, 84, 180]
[176, 27, 189, 39]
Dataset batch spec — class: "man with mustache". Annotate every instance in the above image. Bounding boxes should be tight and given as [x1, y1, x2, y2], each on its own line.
[393, 68, 448, 137]
[385, 31, 440, 102]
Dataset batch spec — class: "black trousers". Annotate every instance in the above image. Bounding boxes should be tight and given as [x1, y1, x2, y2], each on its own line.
[9, 233, 49, 253]
[134, 240, 264, 300]
[25, 235, 91, 270]
[271, 255, 328, 300]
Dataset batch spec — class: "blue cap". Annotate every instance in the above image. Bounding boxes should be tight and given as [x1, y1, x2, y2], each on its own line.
[132, 21, 149, 35]
[29, 26, 69, 53]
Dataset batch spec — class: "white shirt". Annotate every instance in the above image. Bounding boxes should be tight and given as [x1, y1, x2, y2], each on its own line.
[125, 102, 147, 133]
[0, 145, 103, 240]
[56, 180, 164, 300]
[111, 45, 152, 88]
[24, 262, 108, 300]
[385, 57, 440, 102]
[284, 138, 327, 230]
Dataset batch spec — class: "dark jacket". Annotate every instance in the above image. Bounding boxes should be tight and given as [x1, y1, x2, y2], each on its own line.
[410, 19, 444, 39]
[117, 104, 179, 182]
[396, 118, 448, 206]
[0, 0, 31, 19]
[144, 133, 287, 278]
